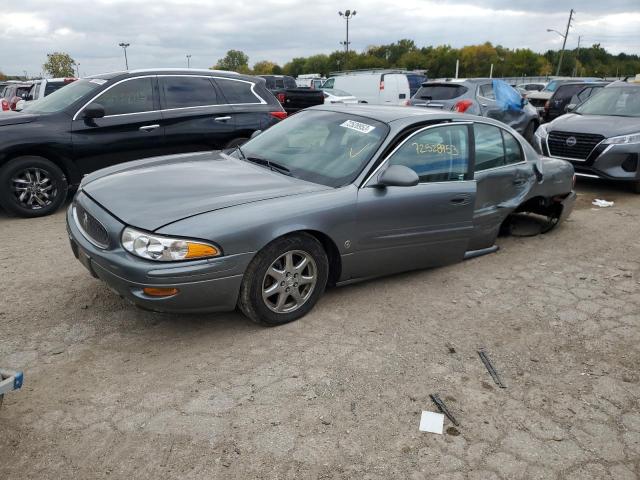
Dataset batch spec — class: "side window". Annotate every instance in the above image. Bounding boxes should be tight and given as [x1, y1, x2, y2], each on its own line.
[96, 77, 154, 116]
[474, 124, 504, 171]
[215, 79, 261, 104]
[161, 76, 218, 109]
[388, 125, 469, 183]
[577, 87, 592, 103]
[323, 78, 335, 89]
[479, 84, 495, 100]
[502, 130, 524, 165]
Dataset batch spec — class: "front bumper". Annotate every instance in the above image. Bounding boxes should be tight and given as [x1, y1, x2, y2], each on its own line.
[536, 137, 640, 183]
[66, 191, 253, 314]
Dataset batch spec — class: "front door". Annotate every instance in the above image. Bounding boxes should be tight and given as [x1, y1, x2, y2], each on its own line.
[469, 122, 533, 250]
[351, 123, 476, 280]
[71, 76, 165, 174]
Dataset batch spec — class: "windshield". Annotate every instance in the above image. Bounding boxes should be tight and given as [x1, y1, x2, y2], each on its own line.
[235, 110, 389, 187]
[575, 87, 640, 117]
[22, 79, 102, 114]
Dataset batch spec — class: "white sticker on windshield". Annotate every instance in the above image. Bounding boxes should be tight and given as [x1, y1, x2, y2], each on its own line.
[340, 120, 375, 134]
[89, 79, 107, 85]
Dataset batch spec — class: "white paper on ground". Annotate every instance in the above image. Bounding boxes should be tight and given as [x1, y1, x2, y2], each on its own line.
[419, 411, 444, 434]
[592, 199, 614, 207]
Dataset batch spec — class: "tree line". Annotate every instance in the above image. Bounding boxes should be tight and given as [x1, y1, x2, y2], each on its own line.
[3, 40, 638, 80]
[214, 40, 640, 79]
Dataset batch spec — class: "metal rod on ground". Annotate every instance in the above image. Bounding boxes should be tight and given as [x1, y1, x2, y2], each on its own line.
[478, 349, 506, 388]
[429, 394, 460, 426]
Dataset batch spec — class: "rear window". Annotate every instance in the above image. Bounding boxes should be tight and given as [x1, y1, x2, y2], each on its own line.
[215, 78, 261, 104]
[44, 81, 67, 96]
[414, 84, 468, 100]
[283, 77, 297, 89]
[161, 76, 219, 108]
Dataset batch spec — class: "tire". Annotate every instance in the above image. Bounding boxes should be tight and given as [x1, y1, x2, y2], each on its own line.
[0, 156, 68, 218]
[224, 138, 249, 149]
[238, 233, 329, 326]
[523, 121, 536, 145]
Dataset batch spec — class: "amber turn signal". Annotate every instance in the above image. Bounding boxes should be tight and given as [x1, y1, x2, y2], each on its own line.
[143, 287, 179, 297]
[185, 243, 219, 259]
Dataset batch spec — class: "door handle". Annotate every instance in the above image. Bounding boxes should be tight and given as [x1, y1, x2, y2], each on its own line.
[139, 124, 160, 132]
[513, 178, 527, 186]
[214, 116, 231, 122]
[450, 196, 470, 205]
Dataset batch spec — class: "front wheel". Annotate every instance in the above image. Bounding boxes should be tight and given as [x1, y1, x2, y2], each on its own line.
[0, 156, 68, 217]
[238, 234, 329, 326]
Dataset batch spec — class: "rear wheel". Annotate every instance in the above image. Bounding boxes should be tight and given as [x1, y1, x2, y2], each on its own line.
[0, 156, 68, 217]
[238, 234, 329, 326]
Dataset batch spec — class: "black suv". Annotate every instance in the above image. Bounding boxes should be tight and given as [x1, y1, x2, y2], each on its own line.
[543, 81, 609, 122]
[0, 69, 286, 217]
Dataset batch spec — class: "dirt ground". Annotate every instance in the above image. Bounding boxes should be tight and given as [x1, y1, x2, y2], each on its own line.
[0, 178, 639, 480]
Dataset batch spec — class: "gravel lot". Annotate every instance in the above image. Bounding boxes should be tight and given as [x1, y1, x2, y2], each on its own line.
[1, 179, 639, 480]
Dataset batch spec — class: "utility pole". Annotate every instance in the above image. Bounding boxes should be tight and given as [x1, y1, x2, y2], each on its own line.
[338, 10, 356, 70]
[186, 54, 192, 68]
[75, 62, 80, 77]
[556, 9, 574, 76]
[118, 42, 130, 70]
[573, 35, 581, 77]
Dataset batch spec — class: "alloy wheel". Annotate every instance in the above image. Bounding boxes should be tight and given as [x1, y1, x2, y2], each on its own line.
[11, 167, 57, 210]
[262, 250, 317, 313]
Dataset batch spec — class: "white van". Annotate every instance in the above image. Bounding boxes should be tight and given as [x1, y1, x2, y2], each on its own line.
[322, 72, 410, 105]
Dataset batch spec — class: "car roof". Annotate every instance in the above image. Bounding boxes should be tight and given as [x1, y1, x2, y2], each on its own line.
[308, 103, 487, 125]
[86, 68, 254, 83]
[557, 81, 609, 87]
[606, 80, 640, 88]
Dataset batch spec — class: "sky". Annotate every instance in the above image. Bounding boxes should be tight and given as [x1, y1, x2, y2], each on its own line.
[1, 0, 639, 78]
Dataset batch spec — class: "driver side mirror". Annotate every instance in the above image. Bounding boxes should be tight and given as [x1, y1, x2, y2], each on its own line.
[83, 103, 105, 119]
[376, 165, 419, 187]
[565, 103, 577, 113]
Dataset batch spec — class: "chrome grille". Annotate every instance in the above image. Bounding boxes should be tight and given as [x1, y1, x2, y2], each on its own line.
[547, 131, 604, 161]
[74, 204, 109, 248]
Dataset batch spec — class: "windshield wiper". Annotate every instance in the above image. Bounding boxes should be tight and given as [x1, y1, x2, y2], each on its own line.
[246, 156, 292, 176]
[234, 144, 246, 159]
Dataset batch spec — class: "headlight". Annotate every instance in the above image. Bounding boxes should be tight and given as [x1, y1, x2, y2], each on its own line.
[602, 132, 640, 145]
[121, 227, 220, 261]
[534, 123, 549, 139]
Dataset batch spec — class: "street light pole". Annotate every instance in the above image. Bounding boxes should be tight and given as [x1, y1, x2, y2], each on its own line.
[75, 62, 80, 77]
[118, 42, 130, 70]
[338, 10, 356, 70]
[548, 9, 574, 76]
[186, 54, 192, 68]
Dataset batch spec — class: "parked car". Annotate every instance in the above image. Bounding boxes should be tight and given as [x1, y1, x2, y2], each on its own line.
[259, 75, 324, 114]
[67, 104, 576, 325]
[0, 68, 286, 217]
[526, 78, 600, 119]
[534, 81, 640, 192]
[543, 81, 609, 122]
[296, 74, 325, 89]
[16, 77, 77, 110]
[406, 72, 428, 97]
[321, 88, 357, 104]
[1, 83, 32, 111]
[409, 79, 540, 142]
[516, 82, 546, 93]
[322, 71, 411, 106]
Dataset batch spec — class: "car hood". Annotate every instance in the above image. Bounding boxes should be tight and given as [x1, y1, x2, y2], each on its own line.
[549, 114, 640, 137]
[0, 111, 39, 127]
[82, 151, 331, 231]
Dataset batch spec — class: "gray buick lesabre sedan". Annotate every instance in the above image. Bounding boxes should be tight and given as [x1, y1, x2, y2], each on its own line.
[67, 105, 576, 325]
